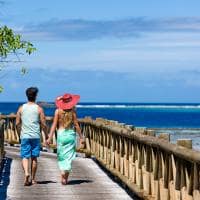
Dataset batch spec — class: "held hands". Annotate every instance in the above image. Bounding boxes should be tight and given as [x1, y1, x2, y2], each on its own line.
[44, 134, 51, 146]
[42, 135, 49, 147]
[46, 137, 51, 146]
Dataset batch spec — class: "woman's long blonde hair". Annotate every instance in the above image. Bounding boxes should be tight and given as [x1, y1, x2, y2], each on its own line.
[59, 109, 73, 129]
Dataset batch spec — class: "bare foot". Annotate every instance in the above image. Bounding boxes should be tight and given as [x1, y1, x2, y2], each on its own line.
[61, 174, 67, 185]
[61, 179, 67, 185]
[32, 180, 37, 185]
[24, 175, 30, 186]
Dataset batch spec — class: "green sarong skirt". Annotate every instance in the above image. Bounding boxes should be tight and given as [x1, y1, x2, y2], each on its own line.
[57, 129, 76, 171]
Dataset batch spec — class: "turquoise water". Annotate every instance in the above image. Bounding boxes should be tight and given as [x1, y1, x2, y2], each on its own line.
[1, 102, 200, 150]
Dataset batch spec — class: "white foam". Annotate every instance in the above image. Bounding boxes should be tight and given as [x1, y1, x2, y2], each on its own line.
[77, 104, 200, 109]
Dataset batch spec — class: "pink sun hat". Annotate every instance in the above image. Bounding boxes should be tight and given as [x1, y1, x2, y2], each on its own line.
[55, 93, 80, 110]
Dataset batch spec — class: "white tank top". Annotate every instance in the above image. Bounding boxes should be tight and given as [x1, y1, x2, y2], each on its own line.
[21, 103, 40, 139]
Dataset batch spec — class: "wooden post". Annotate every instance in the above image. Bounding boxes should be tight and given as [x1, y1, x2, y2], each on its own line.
[119, 136, 124, 175]
[162, 154, 169, 200]
[128, 140, 133, 181]
[110, 134, 115, 169]
[124, 138, 129, 178]
[144, 146, 152, 195]
[91, 125, 95, 154]
[154, 151, 161, 200]
[193, 163, 200, 200]
[132, 142, 137, 184]
[135, 144, 139, 186]
[4, 118, 8, 142]
[158, 133, 170, 142]
[0, 120, 5, 164]
[146, 130, 156, 137]
[105, 130, 109, 165]
[115, 135, 120, 172]
[102, 130, 106, 162]
[177, 139, 192, 149]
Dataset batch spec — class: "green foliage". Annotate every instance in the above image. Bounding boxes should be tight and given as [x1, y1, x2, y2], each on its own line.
[0, 26, 36, 58]
[0, 26, 36, 92]
[0, 85, 3, 93]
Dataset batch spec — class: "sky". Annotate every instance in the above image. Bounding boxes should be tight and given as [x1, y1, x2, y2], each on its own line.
[1, 0, 200, 102]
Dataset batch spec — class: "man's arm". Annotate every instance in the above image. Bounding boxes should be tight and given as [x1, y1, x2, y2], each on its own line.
[38, 107, 48, 140]
[16, 106, 22, 138]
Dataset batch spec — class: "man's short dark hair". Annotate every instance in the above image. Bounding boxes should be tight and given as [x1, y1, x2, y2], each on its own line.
[26, 87, 38, 102]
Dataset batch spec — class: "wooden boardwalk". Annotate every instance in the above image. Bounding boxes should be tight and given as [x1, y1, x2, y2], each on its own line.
[0, 147, 135, 200]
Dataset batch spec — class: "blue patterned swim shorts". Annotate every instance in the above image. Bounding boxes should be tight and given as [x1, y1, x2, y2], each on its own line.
[20, 138, 41, 158]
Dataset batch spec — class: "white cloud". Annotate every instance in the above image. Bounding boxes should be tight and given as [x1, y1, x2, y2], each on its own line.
[21, 31, 200, 73]
[11, 17, 200, 41]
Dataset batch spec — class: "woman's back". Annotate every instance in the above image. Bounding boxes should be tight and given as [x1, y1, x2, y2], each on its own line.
[57, 109, 73, 130]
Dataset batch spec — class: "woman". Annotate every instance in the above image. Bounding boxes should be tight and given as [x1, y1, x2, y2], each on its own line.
[47, 93, 84, 185]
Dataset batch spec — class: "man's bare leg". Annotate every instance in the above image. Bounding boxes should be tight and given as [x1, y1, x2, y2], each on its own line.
[22, 158, 30, 186]
[31, 157, 38, 184]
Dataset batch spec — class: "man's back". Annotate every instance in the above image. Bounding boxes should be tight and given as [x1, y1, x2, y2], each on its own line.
[21, 103, 40, 139]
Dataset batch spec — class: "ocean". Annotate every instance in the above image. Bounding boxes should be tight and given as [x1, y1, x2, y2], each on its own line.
[1, 102, 200, 150]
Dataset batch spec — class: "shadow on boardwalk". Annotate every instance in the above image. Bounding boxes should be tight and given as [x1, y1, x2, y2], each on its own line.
[68, 179, 93, 185]
[37, 180, 57, 184]
[0, 157, 12, 200]
[36, 179, 93, 185]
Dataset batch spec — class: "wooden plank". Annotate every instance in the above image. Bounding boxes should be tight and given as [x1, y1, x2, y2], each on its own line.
[2, 147, 134, 200]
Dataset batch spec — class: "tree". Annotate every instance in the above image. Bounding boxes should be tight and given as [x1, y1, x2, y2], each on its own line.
[0, 25, 36, 92]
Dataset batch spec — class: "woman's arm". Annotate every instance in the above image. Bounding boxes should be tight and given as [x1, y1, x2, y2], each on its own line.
[72, 108, 83, 139]
[47, 109, 59, 143]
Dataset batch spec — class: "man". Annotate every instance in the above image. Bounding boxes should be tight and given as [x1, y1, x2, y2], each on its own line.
[16, 87, 48, 186]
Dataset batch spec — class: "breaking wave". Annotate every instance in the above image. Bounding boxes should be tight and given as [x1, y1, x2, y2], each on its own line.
[77, 104, 200, 109]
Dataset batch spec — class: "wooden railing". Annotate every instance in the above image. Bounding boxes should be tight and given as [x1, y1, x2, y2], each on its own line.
[0, 114, 83, 151]
[0, 119, 4, 165]
[79, 117, 200, 200]
[1, 114, 200, 200]
[0, 115, 56, 148]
